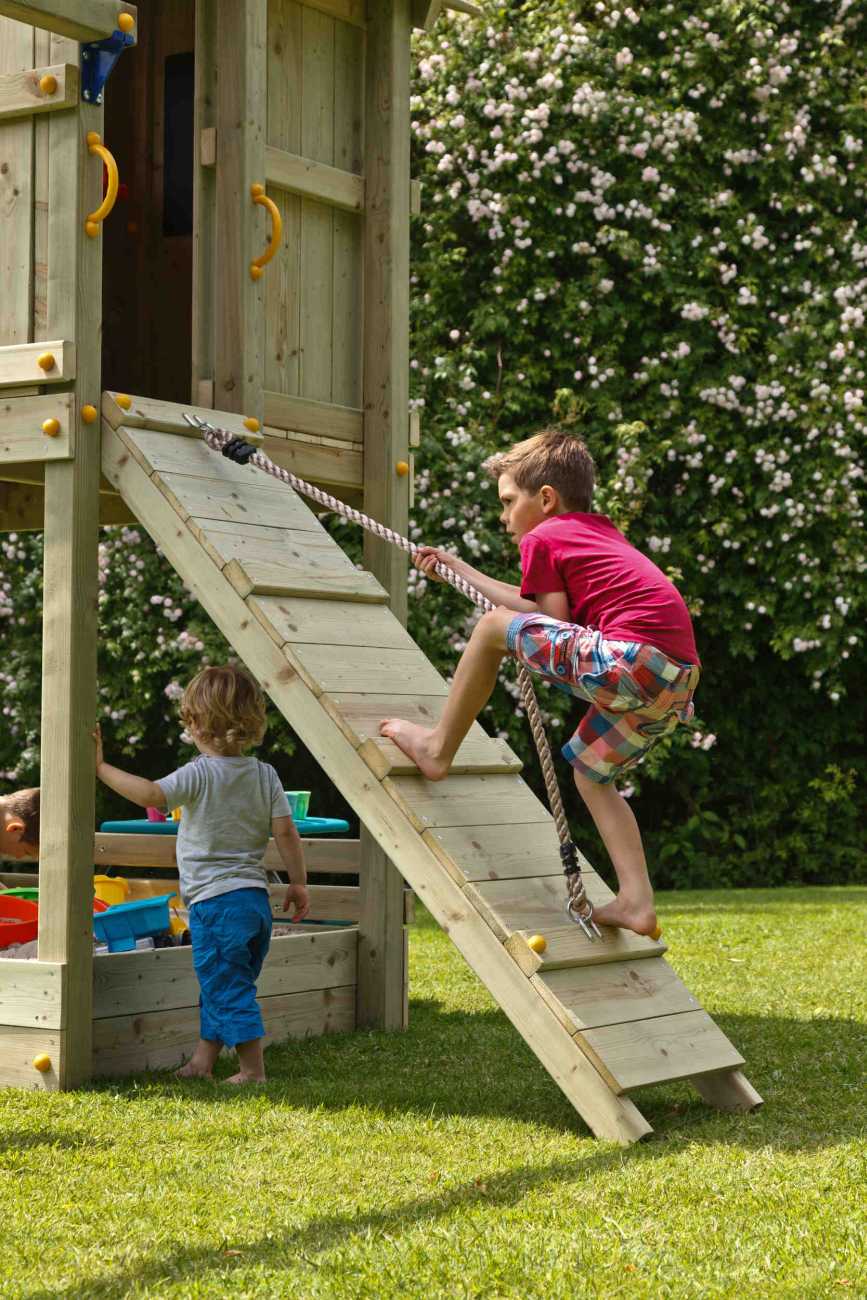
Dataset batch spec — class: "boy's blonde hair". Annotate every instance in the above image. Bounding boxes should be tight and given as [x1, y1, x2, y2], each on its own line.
[2, 787, 40, 846]
[179, 665, 267, 755]
[482, 428, 595, 512]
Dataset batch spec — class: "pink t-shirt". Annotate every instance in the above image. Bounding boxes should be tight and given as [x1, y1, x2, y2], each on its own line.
[519, 512, 700, 666]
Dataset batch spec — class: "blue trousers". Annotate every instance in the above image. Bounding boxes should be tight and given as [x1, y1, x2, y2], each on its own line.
[189, 888, 272, 1048]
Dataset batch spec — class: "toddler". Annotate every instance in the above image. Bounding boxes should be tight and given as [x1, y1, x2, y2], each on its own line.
[95, 665, 308, 1083]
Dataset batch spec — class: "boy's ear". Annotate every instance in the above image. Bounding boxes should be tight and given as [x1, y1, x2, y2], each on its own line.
[5, 819, 26, 841]
[540, 484, 560, 514]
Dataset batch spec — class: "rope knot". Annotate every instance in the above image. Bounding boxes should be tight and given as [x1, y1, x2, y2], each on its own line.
[221, 437, 257, 465]
[559, 840, 580, 878]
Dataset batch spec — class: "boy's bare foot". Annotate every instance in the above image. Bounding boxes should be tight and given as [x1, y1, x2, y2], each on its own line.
[175, 1061, 214, 1080]
[592, 897, 659, 938]
[378, 719, 450, 781]
[223, 1070, 266, 1085]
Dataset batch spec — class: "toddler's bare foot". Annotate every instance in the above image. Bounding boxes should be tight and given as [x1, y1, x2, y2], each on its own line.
[175, 1061, 214, 1080]
[223, 1070, 266, 1085]
[378, 719, 450, 781]
[592, 896, 660, 938]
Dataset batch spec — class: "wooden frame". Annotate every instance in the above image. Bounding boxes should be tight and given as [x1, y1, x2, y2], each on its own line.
[0, 1, 137, 43]
[0, 61, 78, 120]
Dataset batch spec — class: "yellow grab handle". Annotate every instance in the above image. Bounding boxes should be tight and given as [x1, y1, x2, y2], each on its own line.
[85, 132, 119, 237]
[250, 183, 282, 279]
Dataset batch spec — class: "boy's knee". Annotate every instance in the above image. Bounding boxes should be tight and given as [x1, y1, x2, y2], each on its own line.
[473, 607, 513, 647]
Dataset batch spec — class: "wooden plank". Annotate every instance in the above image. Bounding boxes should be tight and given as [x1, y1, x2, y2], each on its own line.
[0, 339, 74, 386]
[691, 1068, 763, 1113]
[225, 555, 387, 602]
[506, 924, 666, 976]
[111, 427, 271, 490]
[262, 428, 362, 488]
[0, 959, 66, 1028]
[214, 0, 266, 421]
[0, 1024, 63, 1089]
[383, 771, 547, 834]
[466, 873, 622, 944]
[32, 33, 50, 340]
[0, 2, 137, 43]
[318, 691, 522, 780]
[263, 390, 362, 441]
[0, 62, 77, 121]
[92, 984, 355, 1076]
[248, 595, 417, 650]
[266, 145, 363, 211]
[421, 821, 565, 885]
[357, 826, 407, 1030]
[101, 423, 653, 1142]
[0, 18, 34, 348]
[0, 391, 74, 460]
[93, 928, 357, 1018]
[101, 392, 265, 441]
[287, 643, 447, 698]
[93, 833, 361, 875]
[299, 6, 335, 403]
[192, 0, 217, 402]
[153, 471, 305, 531]
[578, 1011, 745, 1094]
[330, 17, 363, 411]
[301, 0, 365, 27]
[0, 479, 44, 528]
[411, 0, 442, 30]
[535, 960, 701, 1035]
[264, 0, 303, 400]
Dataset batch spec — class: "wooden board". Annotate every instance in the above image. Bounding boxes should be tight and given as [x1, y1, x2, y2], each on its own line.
[260, 429, 363, 489]
[225, 555, 386, 602]
[300, 0, 365, 27]
[286, 644, 447, 699]
[0, 959, 66, 1028]
[154, 471, 305, 531]
[535, 960, 701, 1035]
[102, 392, 265, 442]
[578, 1010, 745, 1094]
[0, 18, 34, 350]
[0, 62, 77, 121]
[264, 390, 362, 441]
[266, 145, 363, 211]
[93, 928, 357, 1018]
[92, 834, 361, 875]
[383, 772, 548, 834]
[111, 427, 272, 488]
[506, 923, 667, 975]
[0, 1024, 63, 1089]
[0, 391, 74, 461]
[422, 821, 566, 885]
[0, 339, 74, 387]
[248, 595, 419, 650]
[92, 984, 355, 1076]
[317, 691, 522, 780]
[0, 2, 137, 43]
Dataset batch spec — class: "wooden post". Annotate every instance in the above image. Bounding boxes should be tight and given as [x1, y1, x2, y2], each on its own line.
[357, 0, 412, 1030]
[36, 34, 103, 1088]
[211, 0, 266, 422]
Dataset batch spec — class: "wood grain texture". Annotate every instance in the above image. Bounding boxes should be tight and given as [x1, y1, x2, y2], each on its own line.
[0, 61, 77, 121]
[0, 960, 66, 1028]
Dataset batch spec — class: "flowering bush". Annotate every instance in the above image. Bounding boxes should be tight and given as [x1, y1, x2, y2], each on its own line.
[1, 0, 864, 884]
[399, 0, 866, 884]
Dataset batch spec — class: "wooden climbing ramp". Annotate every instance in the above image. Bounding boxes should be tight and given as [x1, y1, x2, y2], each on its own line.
[101, 394, 762, 1143]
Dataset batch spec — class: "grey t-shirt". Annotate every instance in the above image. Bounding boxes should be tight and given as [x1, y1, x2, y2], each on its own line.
[157, 755, 292, 907]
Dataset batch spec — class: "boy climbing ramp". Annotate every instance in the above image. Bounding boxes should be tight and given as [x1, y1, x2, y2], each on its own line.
[380, 429, 701, 939]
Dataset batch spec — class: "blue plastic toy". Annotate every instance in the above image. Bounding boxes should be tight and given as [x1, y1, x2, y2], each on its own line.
[92, 895, 171, 953]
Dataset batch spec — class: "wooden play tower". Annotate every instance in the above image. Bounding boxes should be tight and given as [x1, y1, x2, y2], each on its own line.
[0, 0, 760, 1142]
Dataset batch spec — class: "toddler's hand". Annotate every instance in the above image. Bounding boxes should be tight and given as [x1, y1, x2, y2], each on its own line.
[283, 883, 310, 922]
[92, 723, 104, 769]
[413, 546, 460, 583]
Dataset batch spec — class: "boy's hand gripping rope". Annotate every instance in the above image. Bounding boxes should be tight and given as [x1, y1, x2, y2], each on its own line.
[184, 415, 601, 941]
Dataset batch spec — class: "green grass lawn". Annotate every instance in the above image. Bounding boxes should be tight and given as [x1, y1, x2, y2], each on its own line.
[2, 886, 865, 1299]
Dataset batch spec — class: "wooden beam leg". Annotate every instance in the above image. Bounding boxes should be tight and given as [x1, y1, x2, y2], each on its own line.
[356, 826, 408, 1030]
[691, 1068, 763, 1113]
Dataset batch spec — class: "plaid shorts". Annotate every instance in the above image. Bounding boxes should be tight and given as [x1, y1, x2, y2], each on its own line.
[506, 613, 700, 785]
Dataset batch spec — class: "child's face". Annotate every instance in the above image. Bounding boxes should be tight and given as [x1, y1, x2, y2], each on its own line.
[0, 817, 38, 862]
[497, 473, 558, 542]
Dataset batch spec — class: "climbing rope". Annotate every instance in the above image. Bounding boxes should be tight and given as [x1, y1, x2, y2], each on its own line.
[185, 415, 601, 940]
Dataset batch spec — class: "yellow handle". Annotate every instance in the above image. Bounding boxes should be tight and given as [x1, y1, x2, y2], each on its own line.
[85, 132, 119, 237]
[250, 183, 282, 279]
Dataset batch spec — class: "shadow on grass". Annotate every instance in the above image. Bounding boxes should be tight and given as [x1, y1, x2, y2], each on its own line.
[0, 1130, 100, 1153]
[87, 996, 866, 1149]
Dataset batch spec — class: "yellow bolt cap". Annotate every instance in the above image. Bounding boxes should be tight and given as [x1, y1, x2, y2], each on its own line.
[243, 416, 260, 433]
[37, 352, 55, 372]
[118, 12, 135, 33]
[115, 393, 132, 410]
[251, 183, 265, 198]
[86, 130, 101, 147]
[81, 404, 98, 424]
[39, 73, 58, 95]
[650, 925, 663, 942]
[85, 220, 99, 238]
[527, 934, 547, 954]
[250, 264, 263, 280]
[396, 460, 410, 477]
[42, 418, 60, 438]
[33, 1054, 51, 1073]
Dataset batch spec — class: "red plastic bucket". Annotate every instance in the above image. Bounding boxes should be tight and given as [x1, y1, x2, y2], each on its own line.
[0, 895, 38, 948]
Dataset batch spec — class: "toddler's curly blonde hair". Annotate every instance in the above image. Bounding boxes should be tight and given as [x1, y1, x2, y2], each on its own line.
[179, 665, 267, 755]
